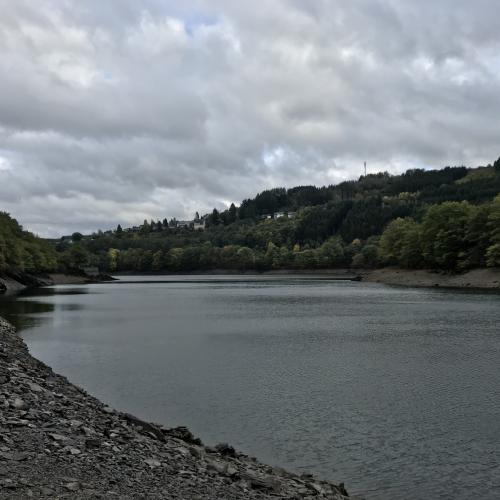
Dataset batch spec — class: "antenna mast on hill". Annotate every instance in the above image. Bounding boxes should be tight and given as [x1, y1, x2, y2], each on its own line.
[364, 161, 367, 177]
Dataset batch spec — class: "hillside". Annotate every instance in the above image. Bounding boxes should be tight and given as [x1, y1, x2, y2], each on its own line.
[53, 159, 500, 274]
[0, 213, 57, 290]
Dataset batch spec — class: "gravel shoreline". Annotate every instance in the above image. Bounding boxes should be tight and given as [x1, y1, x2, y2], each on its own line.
[0, 317, 354, 499]
[362, 267, 500, 289]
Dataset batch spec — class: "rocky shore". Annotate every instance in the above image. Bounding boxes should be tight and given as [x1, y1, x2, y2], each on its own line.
[0, 317, 354, 499]
[362, 267, 500, 289]
[0, 273, 53, 295]
[0, 272, 115, 295]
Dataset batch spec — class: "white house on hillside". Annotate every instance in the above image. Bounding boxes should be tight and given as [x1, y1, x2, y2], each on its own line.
[193, 219, 206, 230]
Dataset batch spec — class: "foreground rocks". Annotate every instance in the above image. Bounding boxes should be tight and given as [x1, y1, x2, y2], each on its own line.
[0, 317, 354, 499]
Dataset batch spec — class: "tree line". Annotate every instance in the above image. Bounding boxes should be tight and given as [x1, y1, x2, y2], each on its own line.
[62, 196, 498, 273]
[2, 159, 499, 276]
[56, 161, 500, 274]
[378, 196, 500, 270]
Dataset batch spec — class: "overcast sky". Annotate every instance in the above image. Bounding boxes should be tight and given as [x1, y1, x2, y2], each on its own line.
[1, 0, 499, 236]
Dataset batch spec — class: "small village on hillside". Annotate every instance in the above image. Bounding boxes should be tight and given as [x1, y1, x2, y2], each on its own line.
[61, 210, 298, 242]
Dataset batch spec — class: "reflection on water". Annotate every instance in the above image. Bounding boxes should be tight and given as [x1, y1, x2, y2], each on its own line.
[19, 287, 91, 297]
[0, 286, 88, 330]
[1, 278, 500, 500]
[0, 296, 54, 330]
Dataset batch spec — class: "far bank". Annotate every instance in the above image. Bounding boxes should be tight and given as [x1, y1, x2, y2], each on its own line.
[361, 267, 500, 289]
[112, 267, 500, 290]
[2, 267, 499, 295]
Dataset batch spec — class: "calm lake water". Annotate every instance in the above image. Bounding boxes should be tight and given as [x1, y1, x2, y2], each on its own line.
[1, 276, 499, 499]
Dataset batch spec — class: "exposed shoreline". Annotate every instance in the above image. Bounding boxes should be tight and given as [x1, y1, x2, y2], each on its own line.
[0, 273, 116, 295]
[0, 316, 354, 499]
[113, 267, 500, 290]
[360, 267, 500, 290]
[2, 267, 499, 295]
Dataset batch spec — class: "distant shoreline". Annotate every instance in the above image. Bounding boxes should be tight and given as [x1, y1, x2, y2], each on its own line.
[111, 267, 500, 290]
[2, 267, 499, 294]
[360, 267, 500, 290]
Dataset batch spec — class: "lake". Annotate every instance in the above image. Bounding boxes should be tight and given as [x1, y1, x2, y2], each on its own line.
[1, 276, 499, 499]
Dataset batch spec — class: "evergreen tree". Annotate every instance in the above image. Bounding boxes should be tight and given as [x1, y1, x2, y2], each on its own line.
[228, 203, 237, 223]
[209, 208, 220, 226]
[493, 156, 500, 173]
[140, 220, 150, 234]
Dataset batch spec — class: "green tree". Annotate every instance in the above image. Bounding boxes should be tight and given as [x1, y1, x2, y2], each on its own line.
[318, 237, 345, 268]
[138, 250, 153, 271]
[398, 224, 424, 268]
[107, 248, 120, 271]
[362, 243, 379, 268]
[294, 249, 318, 269]
[236, 247, 254, 270]
[378, 218, 415, 265]
[166, 248, 184, 271]
[208, 209, 220, 226]
[460, 205, 491, 269]
[351, 242, 379, 268]
[421, 201, 473, 270]
[62, 244, 91, 271]
[485, 195, 500, 267]
[181, 247, 201, 270]
[265, 241, 281, 268]
[0, 235, 7, 271]
[487, 195, 500, 244]
[198, 242, 215, 269]
[152, 250, 164, 271]
[140, 220, 150, 235]
[493, 156, 500, 173]
[228, 203, 237, 223]
[486, 244, 500, 267]
[219, 245, 239, 268]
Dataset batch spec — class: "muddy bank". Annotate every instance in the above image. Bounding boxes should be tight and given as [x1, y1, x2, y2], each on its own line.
[0, 273, 116, 294]
[47, 274, 118, 285]
[361, 267, 500, 289]
[0, 317, 354, 499]
[0, 273, 53, 296]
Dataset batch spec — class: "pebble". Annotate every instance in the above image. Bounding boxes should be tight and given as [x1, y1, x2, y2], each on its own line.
[13, 398, 26, 410]
[27, 382, 43, 393]
[145, 458, 162, 467]
[64, 481, 80, 491]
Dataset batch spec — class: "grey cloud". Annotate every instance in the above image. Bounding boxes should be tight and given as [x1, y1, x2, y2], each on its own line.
[0, 0, 499, 236]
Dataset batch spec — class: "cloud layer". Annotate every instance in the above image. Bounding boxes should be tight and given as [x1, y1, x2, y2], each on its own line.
[1, 0, 499, 236]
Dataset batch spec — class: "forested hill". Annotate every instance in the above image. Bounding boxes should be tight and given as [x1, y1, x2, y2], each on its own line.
[235, 163, 499, 221]
[57, 159, 500, 273]
[0, 212, 57, 275]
